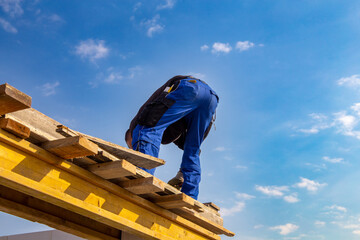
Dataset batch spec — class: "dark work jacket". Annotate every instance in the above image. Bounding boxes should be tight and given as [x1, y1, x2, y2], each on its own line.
[126, 75, 213, 150]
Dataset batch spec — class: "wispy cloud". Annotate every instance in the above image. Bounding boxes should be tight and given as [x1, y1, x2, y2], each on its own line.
[294, 177, 327, 193]
[284, 193, 300, 203]
[0, 0, 23, 17]
[104, 72, 123, 84]
[40, 81, 60, 96]
[157, 0, 176, 10]
[220, 201, 245, 217]
[337, 74, 360, 88]
[323, 156, 344, 163]
[270, 223, 299, 235]
[0, 17, 17, 33]
[236, 41, 255, 52]
[211, 42, 232, 54]
[128, 66, 142, 79]
[315, 221, 326, 227]
[188, 72, 206, 80]
[141, 14, 163, 37]
[133, 2, 142, 12]
[255, 185, 289, 197]
[235, 192, 255, 200]
[235, 165, 248, 170]
[75, 39, 109, 62]
[298, 113, 332, 134]
[200, 44, 209, 51]
[213, 146, 226, 152]
[327, 205, 347, 213]
[203, 40, 259, 54]
[220, 192, 254, 217]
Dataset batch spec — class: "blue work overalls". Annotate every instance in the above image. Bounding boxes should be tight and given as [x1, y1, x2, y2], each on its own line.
[132, 78, 218, 199]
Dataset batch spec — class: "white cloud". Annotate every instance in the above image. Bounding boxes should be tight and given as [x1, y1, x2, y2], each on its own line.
[0, 0, 23, 17]
[157, 0, 176, 10]
[75, 39, 109, 62]
[270, 223, 299, 235]
[328, 205, 347, 213]
[351, 103, 360, 116]
[220, 201, 245, 217]
[323, 156, 344, 163]
[315, 221, 326, 227]
[40, 81, 60, 96]
[337, 74, 360, 87]
[334, 112, 357, 130]
[188, 72, 206, 80]
[294, 177, 327, 192]
[213, 146, 226, 152]
[236, 41, 255, 52]
[284, 193, 300, 203]
[235, 165, 248, 170]
[142, 15, 164, 37]
[200, 44, 209, 51]
[0, 17, 17, 33]
[255, 185, 289, 197]
[353, 230, 360, 235]
[298, 113, 333, 134]
[104, 72, 123, 84]
[235, 192, 255, 200]
[133, 2, 142, 12]
[211, 42, 232, 54]
[254, 224, 264, 229]
[298, 128, 320, 134]
[128, 66, 142, 79]
[305, 162, 327, 172]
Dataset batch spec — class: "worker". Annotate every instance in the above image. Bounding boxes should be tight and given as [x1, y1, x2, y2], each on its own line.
[125, 75, 218, 200]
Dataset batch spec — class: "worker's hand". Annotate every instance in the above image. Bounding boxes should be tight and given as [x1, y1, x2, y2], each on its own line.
[125, 129, 132, 149]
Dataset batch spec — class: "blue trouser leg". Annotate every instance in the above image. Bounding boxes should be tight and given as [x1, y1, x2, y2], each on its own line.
[180, 93, 218, 199]
[132, 79, 218, 199]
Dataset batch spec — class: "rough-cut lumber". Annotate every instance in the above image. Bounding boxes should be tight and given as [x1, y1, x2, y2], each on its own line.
[118, 177, 165, 195]
[0, 129, 227, 239]
[3, 107, 225, 231]
[0, 117, 30, 139]
[86, 160, 137, 180]
[151, 193, 195, 209]
[42, 136, 98, 159]
[203, 202, 220, 212]
[5, 108, 65, 143]
[0, 83, 32, 115]
[78, 132, 165, 169]
[0, 185, 121, 240]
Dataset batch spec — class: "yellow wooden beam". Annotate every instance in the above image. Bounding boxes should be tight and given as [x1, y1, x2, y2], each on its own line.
[0, 129, 228, 240]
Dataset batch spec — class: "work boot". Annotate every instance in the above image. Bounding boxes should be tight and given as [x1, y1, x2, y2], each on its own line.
[167, 170, 183, 190]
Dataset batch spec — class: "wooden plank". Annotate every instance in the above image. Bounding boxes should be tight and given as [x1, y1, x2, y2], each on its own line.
[0, 118, 30, 139]
[5, 108, 65, 143]
[0, 129, 227, 239]
[118, 177, 165, 195]
[72, 157, 98, 166]
[151, 193, 195, 210]
[86, 160, 137, 180]
[0, 83, 32, 115]
[0, 185, 121, 240]
[42, 136, 98, 159]
[172, 208, 227, 235]
[203, 202, 220, 212]
[78, 132, 165, 169]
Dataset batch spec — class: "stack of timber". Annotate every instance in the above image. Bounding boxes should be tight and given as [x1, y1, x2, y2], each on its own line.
[0, 83, 234, 240]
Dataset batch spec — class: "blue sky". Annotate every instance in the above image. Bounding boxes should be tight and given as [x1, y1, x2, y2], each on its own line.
[2, 0, 360, 239]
